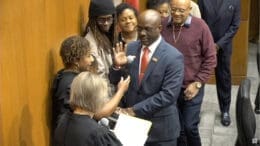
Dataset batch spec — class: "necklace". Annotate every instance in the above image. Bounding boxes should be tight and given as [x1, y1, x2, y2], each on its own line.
[172, 25, 182, 43]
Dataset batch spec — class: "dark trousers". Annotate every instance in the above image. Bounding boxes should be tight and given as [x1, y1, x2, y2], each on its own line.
[177, 86, 204, 146]
[145, 138, 177, 146]
[215, 50, 232, 113]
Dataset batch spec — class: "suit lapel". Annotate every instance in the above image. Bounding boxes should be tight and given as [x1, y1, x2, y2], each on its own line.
[139, 40, 164, 86]
[215, 0, 231, 24]
[206, 0, 218, 20]
[128, 43, 141, 89]
[205, 0, 227, 26]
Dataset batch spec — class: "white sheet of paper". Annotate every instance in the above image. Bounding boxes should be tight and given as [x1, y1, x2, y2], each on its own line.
[113, 114, 152, 146]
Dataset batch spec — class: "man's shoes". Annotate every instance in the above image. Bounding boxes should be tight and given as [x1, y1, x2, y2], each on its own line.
[221, 112, 231, 126]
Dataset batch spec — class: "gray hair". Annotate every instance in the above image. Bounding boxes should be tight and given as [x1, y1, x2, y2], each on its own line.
[69, 72, 109, 113]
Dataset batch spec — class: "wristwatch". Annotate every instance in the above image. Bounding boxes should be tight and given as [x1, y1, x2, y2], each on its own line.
[195, 82, 202, 89]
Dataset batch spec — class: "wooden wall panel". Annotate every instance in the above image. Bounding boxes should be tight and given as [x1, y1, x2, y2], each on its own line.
[0, 0, 30, 145]
[231, 21, 249, 76]
[0, 0, 90, 145]
[249, 0, 259, 42]
[241, 0, 250, 20]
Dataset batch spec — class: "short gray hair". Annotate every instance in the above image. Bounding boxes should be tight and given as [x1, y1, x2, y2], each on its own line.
[69, 72, 109, 113]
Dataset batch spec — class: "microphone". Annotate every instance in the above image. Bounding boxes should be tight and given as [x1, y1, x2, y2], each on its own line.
[127, 55, 136, 63]
[107, 113, 119, 130]
[98, 118, 110, 129]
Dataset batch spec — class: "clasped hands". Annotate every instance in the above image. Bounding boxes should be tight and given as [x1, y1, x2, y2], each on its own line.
[115, 107, 135, 117]
[184, 82, 200, 100]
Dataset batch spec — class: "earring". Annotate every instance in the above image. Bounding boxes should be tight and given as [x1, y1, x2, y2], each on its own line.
[72, 62, 80, 72]
[75, 63, 79, 69]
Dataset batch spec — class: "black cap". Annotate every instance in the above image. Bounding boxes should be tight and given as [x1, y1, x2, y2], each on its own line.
[89, 0, 115, 18]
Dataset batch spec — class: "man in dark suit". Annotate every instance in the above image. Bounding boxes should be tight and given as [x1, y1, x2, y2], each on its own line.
[110, 10, 184, 146]
[198, 0, 241, 126]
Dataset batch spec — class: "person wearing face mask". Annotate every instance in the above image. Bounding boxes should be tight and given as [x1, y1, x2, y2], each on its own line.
[161, 0, 217, 145]
[116, 2, 138, 45]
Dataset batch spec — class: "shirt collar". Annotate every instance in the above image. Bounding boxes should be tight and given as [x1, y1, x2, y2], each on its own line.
[143, 35, 162, 54]
[167, 15, 192, 28]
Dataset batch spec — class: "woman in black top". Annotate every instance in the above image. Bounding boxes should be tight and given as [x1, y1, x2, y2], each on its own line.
[52, 36, 96, 131]
[54, 72, 122, 146]
[51, 36, 130, 133]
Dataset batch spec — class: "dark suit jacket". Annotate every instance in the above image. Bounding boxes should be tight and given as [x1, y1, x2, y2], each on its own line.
[110, 38, 184, 142]
[198, 0, 240, 54]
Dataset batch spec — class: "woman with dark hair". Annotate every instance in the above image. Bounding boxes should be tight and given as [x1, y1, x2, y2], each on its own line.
[146, 0, 171, 18]
[116, 2, 138, 45]
[52, 36, 95, 131]
[83, 0, 117, 79]
[54, 72, 123, 146]
[51, 35, 130, 132]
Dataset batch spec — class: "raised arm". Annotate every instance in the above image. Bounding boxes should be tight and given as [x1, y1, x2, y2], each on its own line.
[94, 76, 130, 120]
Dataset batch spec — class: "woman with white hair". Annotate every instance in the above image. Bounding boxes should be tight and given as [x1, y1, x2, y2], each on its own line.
[54, 72, 123, 146]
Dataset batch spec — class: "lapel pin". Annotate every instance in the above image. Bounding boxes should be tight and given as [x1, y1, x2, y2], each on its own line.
[152, 57, 158, 62]
[229, 5, 234, 10]
[127, 55, 136, 63]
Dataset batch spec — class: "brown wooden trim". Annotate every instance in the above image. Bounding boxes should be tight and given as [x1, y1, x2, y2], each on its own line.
[207, 75, 247, 85]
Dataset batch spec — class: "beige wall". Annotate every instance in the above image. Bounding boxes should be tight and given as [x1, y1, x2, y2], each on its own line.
[0, 0, 89, 145]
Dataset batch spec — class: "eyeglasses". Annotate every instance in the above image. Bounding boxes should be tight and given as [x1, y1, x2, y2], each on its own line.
[171, 7, 190, 14]
[96, 16, 113, 24]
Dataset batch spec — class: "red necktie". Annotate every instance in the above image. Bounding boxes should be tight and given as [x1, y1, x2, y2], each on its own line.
[139, 47, 149, 83]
